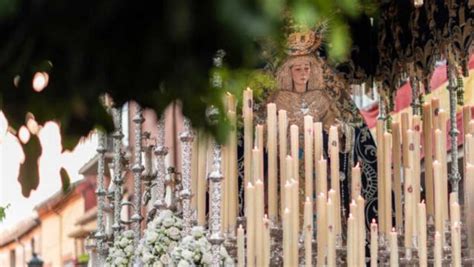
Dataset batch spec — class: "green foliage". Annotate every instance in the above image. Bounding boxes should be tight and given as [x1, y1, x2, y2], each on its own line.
[77, 253, 89, 264]
[0, 204, 10, 223]
[0, 0, 377, 196]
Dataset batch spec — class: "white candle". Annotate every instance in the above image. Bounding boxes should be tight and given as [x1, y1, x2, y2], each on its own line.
[291, 179, 299, 266]
[433, 161, 444, 246]
[304, 116, 314, 199]
[383, 132, 392, 234]
[316, 193, 327, 267]
[314, 122, 323, 174]
[422, 103, 434, 217]
[290, 125, 299, 186]
[347, 214, 356, 267]
[228, 110, 238, 233]
[392, 121, 403, 229]
[466, 163, 474, 252]
[328, 126, 341, 235]
[377, 120, 385, 232]
[316, 157, 328, 197]
[304, 197, 313, 267]
[438, 110, 449, 223]
[279, 110, 288, 216]
[327, 198, 336, 267]
[370, 219, 378, 267]
[255, 179, 264, 266]
[246, 182, 255, 267]
[450, 198, 461, 226]
[267, 103, 278, 220]
[404, 167, 414, 248]
[243, 88, 253, 188]
[285, 156, 293, 214]
[389, 228, 399, 266]
[356, 196, 366, 267]
[263, 215, 271, 267]
[413, 123, 421, 208]
[452, 222, 462, 267]
[351, 163, 361, 200]
[349, 200, 358, 266]
[255, 125, 264, 181]
[237, 225, 245, 267]
[283, 208, 291, 267]
[418, 201, 427, 267]
[434, 231, 442, 267]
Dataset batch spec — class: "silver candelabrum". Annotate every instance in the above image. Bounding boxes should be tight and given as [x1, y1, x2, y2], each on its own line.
[153, 116, 167, 210]
[208, 139, 225, 267]
[447, 52, 462, 193]
[95, 131, 107, 265]
[131, 105, 144, 246]
[111, 107, 125, 237]
[179, 118, 194, 235]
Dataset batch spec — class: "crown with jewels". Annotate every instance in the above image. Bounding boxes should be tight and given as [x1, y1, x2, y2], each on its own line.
[284, 19, 325, 56]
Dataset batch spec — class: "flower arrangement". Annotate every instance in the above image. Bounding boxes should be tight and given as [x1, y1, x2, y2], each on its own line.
[105, 229, 135, 267]
[137, 209, 183, 266]
[171, 226, 234, 267]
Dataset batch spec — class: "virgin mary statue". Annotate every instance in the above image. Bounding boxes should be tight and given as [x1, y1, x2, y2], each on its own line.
[265, 27, 379, 226]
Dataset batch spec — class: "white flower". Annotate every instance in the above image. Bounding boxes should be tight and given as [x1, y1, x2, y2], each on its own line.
[123, 230, 134, 239]
[181, 250, 193, 261]
[114, 256, 125, 266]
[201, 252, 212, 265]
[124, 245, 134, 254]
[146, 231, 158, 244]
[193, 251, 202, 262]
[142, 251, 153, 263]
[162, 217, 175, 227]
[177, 260, 191, 267]
[191, 226, 205, 238]
[119, 237, 129, 248]
[167, 226, 181, 240]
[160, 253, 171, 265]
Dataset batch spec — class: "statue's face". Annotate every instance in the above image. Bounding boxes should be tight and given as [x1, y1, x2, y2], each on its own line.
[290, 59, 311, 89]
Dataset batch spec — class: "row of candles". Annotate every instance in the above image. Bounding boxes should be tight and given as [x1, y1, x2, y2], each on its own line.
[190, 87, 472, 265]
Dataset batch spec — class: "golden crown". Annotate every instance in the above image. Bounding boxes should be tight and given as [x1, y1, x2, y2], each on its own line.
[284, 18, 325, 56]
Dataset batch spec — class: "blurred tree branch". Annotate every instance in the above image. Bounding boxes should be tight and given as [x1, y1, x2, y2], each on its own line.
[0, 0, 377, 196]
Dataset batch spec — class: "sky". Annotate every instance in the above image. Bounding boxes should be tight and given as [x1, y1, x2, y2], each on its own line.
[0, 112, 97, 231]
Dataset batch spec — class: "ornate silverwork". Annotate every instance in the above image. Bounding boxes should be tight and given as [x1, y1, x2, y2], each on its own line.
[111, 107, 124, 237]
[179, 118, 194, 235]
[131, 105, 144, 245]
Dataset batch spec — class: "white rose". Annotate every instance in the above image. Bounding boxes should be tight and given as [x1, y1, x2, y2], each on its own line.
[174, 219, 183, 228]
[193, 251, 202, 262]
[197, 238, 211, 251]
[191, 226, 205, 238]
[119, 237, 129, 248]
[160, 253, 171, 265]
[201, 252, 212, 265]
[167, 227, 181, 240]
[142, 251, 153, 263]
[169, 241, 178, 250]
[181, 250, 194, 261]
[177, 260, 191, 267]
[116, 249, 126, 258]
[124, 245, 134, 255]
[146, 231, 159, 244]
[162, 217, 175, 227]
[114, 256, 124, 266]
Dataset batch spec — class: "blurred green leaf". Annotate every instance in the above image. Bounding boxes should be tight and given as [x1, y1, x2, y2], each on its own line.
[18, 135, 41, 197]
[0, 204, 10, 223]
[0, 0, 378, 196]
[60, 167, 70, 193]
[327, 21, 351, 62]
